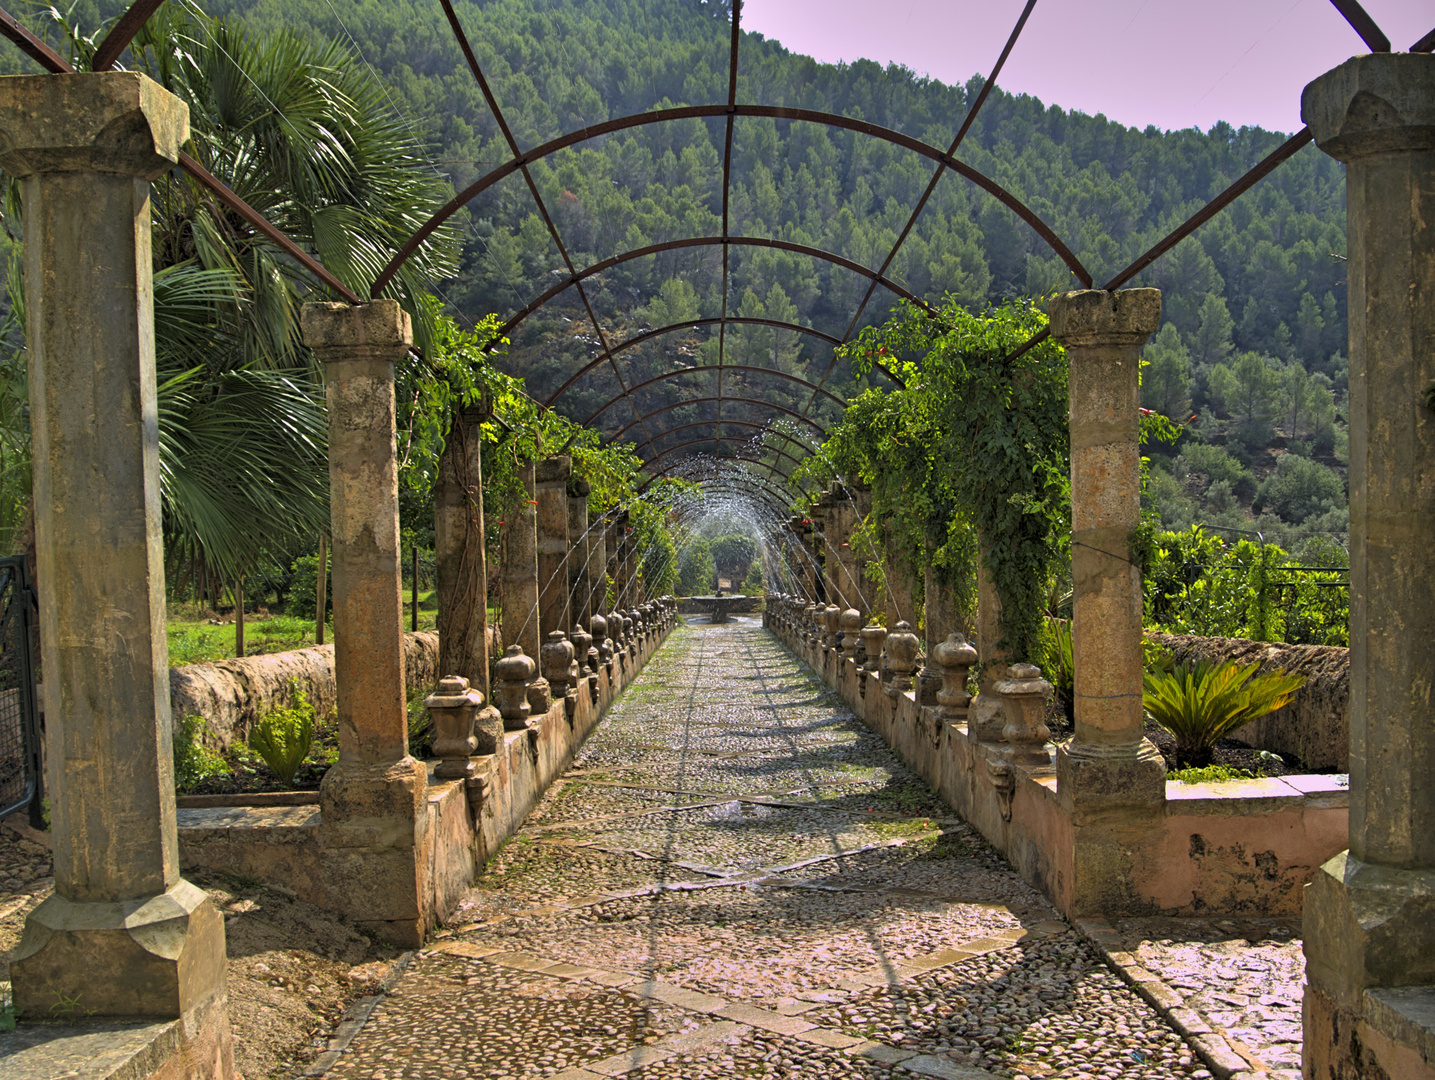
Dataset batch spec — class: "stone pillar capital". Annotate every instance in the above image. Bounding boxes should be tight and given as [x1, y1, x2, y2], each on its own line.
[0, 71, 188, 179]
[301, 299, 412, 362]
[1302, 53, 1435, 162]
[1047, 288, 1160, 349]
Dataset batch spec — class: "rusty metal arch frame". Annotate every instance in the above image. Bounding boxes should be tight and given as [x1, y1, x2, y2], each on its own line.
[636, 435, 805, 484]
[0, 0, 1421, 488]
[635, 418, 814, 472]
[549, 312, 864, 419]
[581, 361, 848, 430]
[609, 396, 828, 446]
[640, 457, 804, 505]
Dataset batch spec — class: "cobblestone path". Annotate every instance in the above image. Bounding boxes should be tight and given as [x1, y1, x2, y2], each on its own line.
[323, 618, 1214, 1080]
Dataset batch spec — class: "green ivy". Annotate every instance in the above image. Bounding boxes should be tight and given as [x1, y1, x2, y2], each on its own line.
[799, 298, 1070, 663]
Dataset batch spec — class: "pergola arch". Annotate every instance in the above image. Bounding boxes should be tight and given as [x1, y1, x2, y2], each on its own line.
[609, 396, 828, 445]
[637, 420, 811, 475]
[549, 312, 892, 415]
[372, 105, 1090, 299]
[581, 361, 848, 428]
[637, 436, 807, 484]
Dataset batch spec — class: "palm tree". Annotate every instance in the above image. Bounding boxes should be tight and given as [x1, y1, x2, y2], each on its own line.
[1, 2, 460, 591]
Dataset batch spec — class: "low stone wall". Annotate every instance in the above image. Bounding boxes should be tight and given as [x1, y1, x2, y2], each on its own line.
[770, 613, 1347, 919]
[1148, 632, 1349, 771]
[177, 617, 673, 943]
[170, 627, 504, 749]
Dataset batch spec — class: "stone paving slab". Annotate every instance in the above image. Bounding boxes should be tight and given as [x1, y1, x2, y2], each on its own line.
[318, 618, 1231, 1080]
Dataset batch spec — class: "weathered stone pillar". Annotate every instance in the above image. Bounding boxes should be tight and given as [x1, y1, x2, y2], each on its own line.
[967, 543, 1009, 742]
[302, 299, 430, 947]
[568, 478, 591, 625]
[435, 400, 490, 696]
[1050, 288, 1165, 805]
[1045, 288, 1164, 918]
[1300, 54, 1435, 1080]
[501, 462, 542, 663]
[535, 455, 571, 638]
[586, 508, 609, 616]
[2, 75, 229, 1066]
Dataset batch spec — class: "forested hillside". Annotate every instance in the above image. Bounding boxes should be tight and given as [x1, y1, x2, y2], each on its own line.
[2, 0, 1351, 548]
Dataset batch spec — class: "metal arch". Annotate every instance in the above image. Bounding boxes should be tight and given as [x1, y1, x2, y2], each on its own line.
[635, 435, 807, 481]
[806, 0, 1038, 410]
[92, 0, 165, 71]
[437, 1, 653, 450]
[548, 314, 858, 415]
[582, 362, 848, 428]
[635, 418, 815, 468]
[609, 396, 829, 445]
[518, 239, 916, 403]
[640, 457, 805, 503]
[372, 104, 1091, 297]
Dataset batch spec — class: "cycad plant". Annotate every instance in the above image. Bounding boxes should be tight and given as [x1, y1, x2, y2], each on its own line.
[1143, 659, 1305, 768]
[247, 684, 316, 787]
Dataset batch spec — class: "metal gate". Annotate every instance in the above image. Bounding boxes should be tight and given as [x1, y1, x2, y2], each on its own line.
[0, 555, 42, 824]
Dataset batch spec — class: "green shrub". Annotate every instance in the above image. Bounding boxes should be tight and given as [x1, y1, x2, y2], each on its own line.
[1168, 764, 1255, 784]
[288, 553, 331, 621]
[173, 714, 228, 792]
[247, 684, 316, 786]
[1143, 659, 1305, 768]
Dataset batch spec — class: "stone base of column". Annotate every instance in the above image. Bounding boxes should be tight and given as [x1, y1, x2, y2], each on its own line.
[1056, 739, 1166, 917]
[11, 878, 227, 1020]
[1056, 738, 1166, 811]
[318, 757, 431, 947]
[1302, 852, 1435, 1078]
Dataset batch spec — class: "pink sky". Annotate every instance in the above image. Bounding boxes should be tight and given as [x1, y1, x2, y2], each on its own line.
[742, 0, 1432, 134]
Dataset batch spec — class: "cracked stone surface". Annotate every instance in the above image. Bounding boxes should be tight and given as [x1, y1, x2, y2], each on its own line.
[323, 617, 1218, 1079]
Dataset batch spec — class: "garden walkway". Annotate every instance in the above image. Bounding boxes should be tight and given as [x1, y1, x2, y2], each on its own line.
[317, 617, 1293, 1080]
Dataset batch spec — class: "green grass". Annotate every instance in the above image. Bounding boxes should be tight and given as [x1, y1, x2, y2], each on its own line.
[163, 591, 500, 666]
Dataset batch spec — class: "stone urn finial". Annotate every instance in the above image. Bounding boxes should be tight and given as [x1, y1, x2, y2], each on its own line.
[884, 621, 921, 697]
[860, 623, 887, 675]
[839, 608, 863, 660]
[571, 621, 595, 673]
[996, 662, 1053, 766]
[590, 612, 611, 672]
[823, 604, 842, 650]
[494, 644, 536, 730]
[424, 675, 487, 779]
[541, 630, 577, 697]
[933, 633, 980, 721]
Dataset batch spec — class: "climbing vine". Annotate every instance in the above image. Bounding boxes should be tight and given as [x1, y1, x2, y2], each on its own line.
[798, 298, 1070, 663]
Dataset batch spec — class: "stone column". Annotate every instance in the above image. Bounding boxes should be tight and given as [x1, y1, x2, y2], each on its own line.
[2, 73, 230, 1059]
[1300, 54, 1435, 1080]
[1050, 288, 1165, 807]
[302, 299, 430, 947]
[586, 508, 609, 616]
[501, 462, 542, 663]
[568, 478, 591, 625]
[435, 400, 490, 696]
[967, 543, 1009, 742]
[535, 455, 571, 638]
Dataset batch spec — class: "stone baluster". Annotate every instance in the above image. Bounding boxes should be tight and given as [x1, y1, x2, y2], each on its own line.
[861, 624, 888, 675]
[996, 664, 1053, 767]
[823, 604, 842, 652]
[933, 633, 979, 721]
[493, 645, 536, 730]
[425, 676, 489, 779]
[883, 621, 921, 697]
[541, 630, 577, 700]
[591, 612, 612, 675]
[839, 608, 863, 661]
